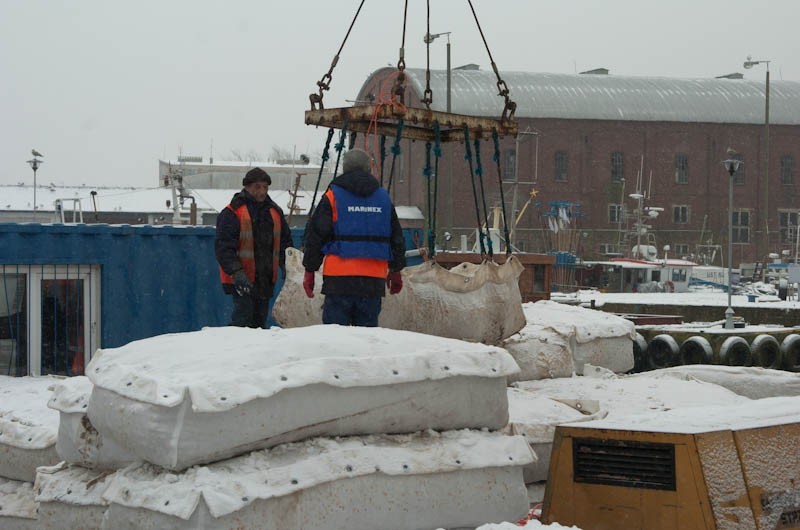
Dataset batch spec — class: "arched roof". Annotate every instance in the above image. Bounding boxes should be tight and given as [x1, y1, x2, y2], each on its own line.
[381, 67, 800, 125]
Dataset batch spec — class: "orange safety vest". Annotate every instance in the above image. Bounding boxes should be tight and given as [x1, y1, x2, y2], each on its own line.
[321, 188, 389, 279]
[219, 203, 282, 286]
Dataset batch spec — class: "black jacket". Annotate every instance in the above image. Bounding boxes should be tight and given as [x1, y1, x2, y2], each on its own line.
[303, 169, 406, 297]
[215, 190, 293, 299]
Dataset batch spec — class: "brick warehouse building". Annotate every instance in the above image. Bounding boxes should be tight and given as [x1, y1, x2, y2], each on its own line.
[349, 67, 800, 265]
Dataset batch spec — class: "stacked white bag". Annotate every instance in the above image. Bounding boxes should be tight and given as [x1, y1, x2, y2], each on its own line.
[0, 375, 63, 529]
[35, 325, 534, 529]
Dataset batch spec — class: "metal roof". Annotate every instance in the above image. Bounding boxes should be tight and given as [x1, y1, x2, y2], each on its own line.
[397, 68, 800, 125]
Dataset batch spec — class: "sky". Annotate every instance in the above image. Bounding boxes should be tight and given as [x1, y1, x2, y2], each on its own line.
[2, 0, 799, 189]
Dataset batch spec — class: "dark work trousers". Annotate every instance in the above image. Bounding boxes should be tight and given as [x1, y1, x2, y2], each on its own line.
[322, 295, 382, 327]
[230, 293, 271, 328]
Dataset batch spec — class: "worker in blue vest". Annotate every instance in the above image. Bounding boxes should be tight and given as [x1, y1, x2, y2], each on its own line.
[303, 148, 406, 326]
[215, 167, 293, 328]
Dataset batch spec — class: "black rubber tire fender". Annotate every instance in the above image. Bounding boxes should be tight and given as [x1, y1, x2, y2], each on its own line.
[719, 336, 752, 366]
[632, 332, 648, 372]
[646, 334, 680, 370]
[781, 334, 800, 372]
[679, 336, 714, 365]
[751, 334, 782, 369]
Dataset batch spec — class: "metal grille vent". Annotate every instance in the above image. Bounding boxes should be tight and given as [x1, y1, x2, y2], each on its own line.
[572, 437, 676, 491]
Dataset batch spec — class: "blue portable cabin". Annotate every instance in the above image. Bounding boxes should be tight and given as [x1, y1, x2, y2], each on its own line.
[0, 223, 423, 377]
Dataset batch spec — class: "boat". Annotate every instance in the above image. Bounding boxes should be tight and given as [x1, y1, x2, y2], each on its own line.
[576, 255, 697, 293]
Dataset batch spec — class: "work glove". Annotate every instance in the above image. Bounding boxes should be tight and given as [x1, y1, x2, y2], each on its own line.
[233, 270, 252, 297]
[303, 270, 315, 298]
[387, 271, 403, 295]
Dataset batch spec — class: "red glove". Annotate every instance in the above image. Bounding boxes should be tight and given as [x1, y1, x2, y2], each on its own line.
[303, 271, 315, 298]
[387, 271, 403, 295]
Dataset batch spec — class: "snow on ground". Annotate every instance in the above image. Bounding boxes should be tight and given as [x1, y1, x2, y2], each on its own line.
[561, 289, 800, 310]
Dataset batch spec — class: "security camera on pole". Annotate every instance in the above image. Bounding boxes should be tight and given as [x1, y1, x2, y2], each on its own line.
[27, 149, 44, 220]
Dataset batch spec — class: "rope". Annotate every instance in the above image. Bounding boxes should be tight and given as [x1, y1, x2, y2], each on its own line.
[473, 137, 493, 257]
[463, 126, 486, 257]
[492, 130, 512, 254]
[386, 119, 405, 194]
[379, 135, 387, 186]
[424, 141, 433, 252]
[431, 123, 442, 256]
[308, 128, 335, 214]
[331, 117, 349, 179]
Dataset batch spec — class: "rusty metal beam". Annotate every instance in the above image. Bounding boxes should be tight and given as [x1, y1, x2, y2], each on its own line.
[305, 105, 517, 142]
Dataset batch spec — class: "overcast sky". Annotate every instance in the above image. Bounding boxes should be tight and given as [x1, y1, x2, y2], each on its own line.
[2, 0, 798, 188]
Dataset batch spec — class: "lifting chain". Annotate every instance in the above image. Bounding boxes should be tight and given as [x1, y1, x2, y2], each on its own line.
[391, 0, 410, 108]
[309, 0, 365, 111]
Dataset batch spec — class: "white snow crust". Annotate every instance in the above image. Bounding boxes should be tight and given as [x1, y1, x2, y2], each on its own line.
[0, 375, 61, 449]
[637, 365, 800, 399]
[0, 477, 37, 520]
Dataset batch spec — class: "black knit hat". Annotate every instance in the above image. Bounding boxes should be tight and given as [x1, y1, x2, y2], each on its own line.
[242, 167, 272, 186]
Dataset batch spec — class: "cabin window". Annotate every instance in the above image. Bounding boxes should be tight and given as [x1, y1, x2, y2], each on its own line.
[674, 244, 690, 256]
[779, 210, 800, 244]
[651, 270, 661, 282]
[674, 153, 688, 184]
[732, 154, 745, 185]
[0, 264, 100, 377]
[673, 205, 689, 224]
[599, 243, 619, 256]
[732, 210, 750, 243]
[608, 204, 624, 224]
[554, 150, 568, 182]
[781, 155, 794, 185]
[611, 151, 624, 182]
[671, 268, 687, 282]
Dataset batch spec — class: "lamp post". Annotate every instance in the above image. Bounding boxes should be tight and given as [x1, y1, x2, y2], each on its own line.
[424, 31, 453, 234]
[723, 154, 742, 329]
[743, 56, 770, 260]
[27, 151, 44, 220]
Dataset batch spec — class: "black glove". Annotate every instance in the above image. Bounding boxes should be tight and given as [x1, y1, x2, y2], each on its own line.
[233, 270, 252, 296]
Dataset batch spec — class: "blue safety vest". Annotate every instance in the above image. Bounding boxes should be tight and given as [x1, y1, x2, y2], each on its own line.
[322, 184, 393, 261]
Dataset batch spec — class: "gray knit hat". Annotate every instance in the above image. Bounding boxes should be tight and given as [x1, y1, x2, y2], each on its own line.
[343, 148, 372, 173]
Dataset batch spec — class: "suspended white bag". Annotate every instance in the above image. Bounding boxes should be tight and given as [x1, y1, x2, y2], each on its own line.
[273, 248, 527, 345]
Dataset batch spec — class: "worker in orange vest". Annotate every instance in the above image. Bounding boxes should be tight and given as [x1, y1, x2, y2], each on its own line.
[302, 148, 405, 326]
[216, 167, 293, 327]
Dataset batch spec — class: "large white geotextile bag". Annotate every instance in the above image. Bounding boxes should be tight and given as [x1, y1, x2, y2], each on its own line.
[86, 326, 519, 471]
[48, 376, 136, 469]
[515, 300, 636, 375]
[34, 462, 111, 530]
[273, 248, 527, 344]
[99, 430, 534, 530]
[502, 324, 574, 382]
[0, 477, 38, 530]
[0, 375, 61, 482]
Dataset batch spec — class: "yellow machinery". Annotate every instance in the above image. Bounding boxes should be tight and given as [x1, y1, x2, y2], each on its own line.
[541, 402, 800, 529]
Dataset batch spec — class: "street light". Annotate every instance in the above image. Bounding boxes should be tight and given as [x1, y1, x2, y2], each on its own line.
[723, 151, 743, 329]
[743, 55, 770, 260]
[424, 31, 453, 234]
[27, 150, 44, 220]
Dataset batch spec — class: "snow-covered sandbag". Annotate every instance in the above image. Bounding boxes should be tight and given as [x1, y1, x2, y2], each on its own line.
[35, 462, 112, 530]
[48, 376, 136, 470]
[273, 248, 527, 344]
[87, 326, 519, 471]
[503, 388, 605, 484]
[0, 477, 37, 530]
[517, 301, 635, 375]
[100, 430, 534, 530]
[0, 375, 61, 482]
[514, 364, 750, 420]
[502, 324, 574, 382]
[639, 365, 800, 400]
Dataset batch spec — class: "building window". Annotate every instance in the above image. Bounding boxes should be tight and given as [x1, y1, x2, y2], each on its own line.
[554, 150, 568, 182]
[608, 204, 624, 224]
[732, 154, 745, 185]
[779, 210, 800, 244]
[504, 149, 516, 181]
[673, 205, 689, 224]
[674, 244, 690, 256]
[732, 209, 750, 243]
[0, 264, 101, 377]
[781, 155, 795, 185]
[674, 153, 688, 184]
[611, 151, 624, 182]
